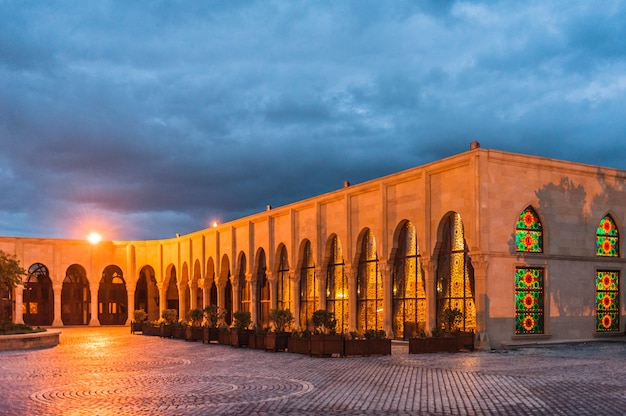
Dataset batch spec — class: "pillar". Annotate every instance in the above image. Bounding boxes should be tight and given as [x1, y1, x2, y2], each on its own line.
[52, 283, 63, 326]
[89, 285, 99, 326]
[14, 285, 24, 324]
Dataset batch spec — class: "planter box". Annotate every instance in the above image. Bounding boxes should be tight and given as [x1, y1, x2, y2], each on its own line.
[203, 327, 220, 344]
[310, 334, 344, 357]
[142, 322, 160, 336]
[131, 321, 144, 334]
[288, 337, 310, 355]
[408, 337, 458, 354]
[231, 329, 253, 348]
[249, 333, 266, 350]
[173, 326, 186, 340]
[266, 331, 290, 352]
[160, 324, 173, 338]
[456, 331, 475, 352]
[186, 326, 204, 342]
[218, 330, 231, 345]
[344, 338, 391, 357]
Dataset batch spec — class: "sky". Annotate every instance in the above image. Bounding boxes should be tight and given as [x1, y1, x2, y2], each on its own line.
[1, 1, 626, 241]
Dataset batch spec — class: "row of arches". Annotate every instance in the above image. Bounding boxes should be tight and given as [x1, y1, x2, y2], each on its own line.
[22, 264, 128, 326]
[134, 213, 476, 337]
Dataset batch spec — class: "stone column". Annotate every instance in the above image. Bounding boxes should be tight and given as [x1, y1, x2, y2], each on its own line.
[126, 285, 135, 326]
[379, 259, 393, 337]
[14, 285, 24, 324]
[345, 264, 357, 333]
[89, 285, 99, 326]
[52, 283, 63, 326]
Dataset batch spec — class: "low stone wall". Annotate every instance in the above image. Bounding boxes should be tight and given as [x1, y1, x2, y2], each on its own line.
[0, 329, 60, 351]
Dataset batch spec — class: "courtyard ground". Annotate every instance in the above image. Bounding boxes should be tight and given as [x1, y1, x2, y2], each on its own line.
[0, 327, 625, 415]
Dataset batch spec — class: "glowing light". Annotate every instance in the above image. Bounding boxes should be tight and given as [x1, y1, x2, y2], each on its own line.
[87, 232, 102, 245]
[212, 221, 219, 228]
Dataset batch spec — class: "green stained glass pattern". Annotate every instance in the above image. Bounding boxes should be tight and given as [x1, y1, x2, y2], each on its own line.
[515, 267, 544, 334]
[516, 207, 543, 253]
[596, 216, 619, 257]
[596, 271, 619, 332]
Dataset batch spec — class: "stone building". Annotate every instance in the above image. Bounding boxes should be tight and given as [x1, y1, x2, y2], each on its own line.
[1, 144, 625, 349]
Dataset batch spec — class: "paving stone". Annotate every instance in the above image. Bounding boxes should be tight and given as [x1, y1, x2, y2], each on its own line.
[0, 327, 624, 415]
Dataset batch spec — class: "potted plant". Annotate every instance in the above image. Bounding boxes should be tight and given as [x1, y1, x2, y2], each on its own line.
[230, 311, 253, 347]
[266, 309, 294, 352]
[310, 309, 343, 357]
[344, 329, 391, 357]
[217, 324, 231, 345]
[160, 309, 178, 338]
[202, 305, 224, 344]
[186, 308, 204, 342]
[131, 309, 147, 334]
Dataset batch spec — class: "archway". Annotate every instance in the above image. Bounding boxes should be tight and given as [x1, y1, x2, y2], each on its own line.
[23, 263, 54, 326]
[435, 212, 476, 331]
[98, 265, 128, 325]
[165, 266, 179, 311]
[61, 264, 90, 325]
[134, 266, 159, 322]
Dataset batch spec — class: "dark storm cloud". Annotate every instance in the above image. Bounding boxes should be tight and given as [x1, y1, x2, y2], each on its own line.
[1, 1, 625, 240]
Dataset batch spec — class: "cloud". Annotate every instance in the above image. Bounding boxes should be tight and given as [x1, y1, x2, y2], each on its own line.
[1, 1, 625, 240]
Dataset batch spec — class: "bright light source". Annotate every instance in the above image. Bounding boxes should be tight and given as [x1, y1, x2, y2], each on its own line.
[212, 221, 219, 228]
[87, 232, 102, 245]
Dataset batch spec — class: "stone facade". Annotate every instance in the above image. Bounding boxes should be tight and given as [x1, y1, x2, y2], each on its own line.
[2, 146, 625, 349]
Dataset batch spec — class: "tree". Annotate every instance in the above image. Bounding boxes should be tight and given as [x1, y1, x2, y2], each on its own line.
[0, 250, 26, 322]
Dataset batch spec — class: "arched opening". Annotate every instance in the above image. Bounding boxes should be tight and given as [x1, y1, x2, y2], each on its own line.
[98, 265, 128, 325]
[238, 253, 250, 312]
[23, 263, 54, 326]
[276, 245, 291, 311]
[256, 249, 269, 327]
[135, 266, 159, 322]
[356, 229, 383, 333]
[435, 212, 476, 332]
[61, 264, 91, 325]
[165, 266, 179, 311]
[221, 255, 232, 325]
[326, 235, 348, 334]
[299, 240, 317, 329]
[392, 221, 426, 338]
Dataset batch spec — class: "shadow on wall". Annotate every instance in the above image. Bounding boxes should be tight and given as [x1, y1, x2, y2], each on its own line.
[509, 170, 626, 320]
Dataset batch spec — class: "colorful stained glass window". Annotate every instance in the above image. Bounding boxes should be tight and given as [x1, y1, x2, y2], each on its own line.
[515, 207, 543, 253]
[515, 267, 544, 334]
[596, 215, 619, 257]
[595, 271, 620, 332]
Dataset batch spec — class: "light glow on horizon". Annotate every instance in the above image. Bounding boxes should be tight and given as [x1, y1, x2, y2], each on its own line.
[87, 232, 102, 245]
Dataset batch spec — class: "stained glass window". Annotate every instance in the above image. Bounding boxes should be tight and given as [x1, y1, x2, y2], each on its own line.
[515, 267, 544, 334]
[436, 213, 476, 331]
[357, 230, 384, 333]
[596, 271, 620, 332]
[596, 215, 619, 257]
[393, 222, 426, 338]
[326, 236, 348, 333]
[515, 206, 543, 253]
[299, 241, 317, 329]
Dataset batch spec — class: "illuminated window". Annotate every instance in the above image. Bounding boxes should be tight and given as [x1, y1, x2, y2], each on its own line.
[357, 230, 384, 333]
[299, 241, 317, 329]
[393, 222, 426, 338]
[277, 247, 291, 311]
[516, 206, 543, 253]
[596, 270, 620, 332]
[326, 236, 348, 333]
[515, 267, 544, 334]
[436, 213, 476, 331]
[596, 215, 619, 257]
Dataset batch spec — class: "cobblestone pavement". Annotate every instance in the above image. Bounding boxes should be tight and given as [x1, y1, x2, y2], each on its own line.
[1, 327, 625, 415]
